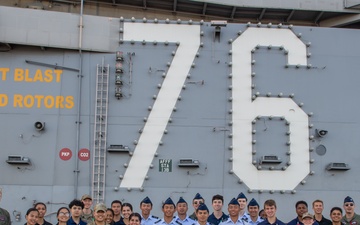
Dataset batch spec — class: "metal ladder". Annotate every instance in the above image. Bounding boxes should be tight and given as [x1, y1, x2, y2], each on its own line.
[92, 61, 109, 204]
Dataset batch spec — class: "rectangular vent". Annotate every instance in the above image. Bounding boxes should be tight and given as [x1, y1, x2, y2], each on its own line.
[6, 155, 31, 165]
[178, 159, 200, 167]
[107, 145, 130, 152]
[259, 155, 282, 164]
[326, 162, 350, 171]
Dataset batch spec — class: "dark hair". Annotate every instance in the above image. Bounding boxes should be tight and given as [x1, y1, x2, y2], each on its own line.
[129, 212, 142, 222]
[69, 199, 84, 209]
[111, 200, 122, 207]
[259, 209, 264, 217]
[122, 203, 133, 211]
[34, 202, 47, 210]
[296, 200, 308, 208]
[212, 195, 224, 203]
[107, 208, 114, 216]
[330, 207, 343, 215]
[26, 208, 39, 216]
[264, 199, 277, 209]
[57, 207, 70, 217]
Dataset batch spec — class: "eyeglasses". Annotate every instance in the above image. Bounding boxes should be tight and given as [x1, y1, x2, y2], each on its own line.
[194, 201, 204, 204]
[345, 203, 354, 207]
[59, 212, 70, 216]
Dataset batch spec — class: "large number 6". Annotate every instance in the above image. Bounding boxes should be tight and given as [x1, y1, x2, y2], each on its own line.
[231, 27, 310, 190]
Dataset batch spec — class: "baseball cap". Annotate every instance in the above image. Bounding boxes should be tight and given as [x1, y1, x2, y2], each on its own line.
[302, 213, 313, 220]
[81, 194, 92, 201]
[94, 203, 107, 213]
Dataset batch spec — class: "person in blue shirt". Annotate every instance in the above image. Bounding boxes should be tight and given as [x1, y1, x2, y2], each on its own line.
[236, 193, 249, 223]
[219, 198, 246, 225]
[140, 197, 158, 225]
[258, 199, 285, 225]
[288, 201, 319, 225]
[195, 204, 212, 225]
[67, 199, 87, 225]
[208, 195, 228, 225]
[247, 199, 263, 225]
[111, 200, 122, 225]
[154, 198, 181, 225]
[175, 197, 195, 225]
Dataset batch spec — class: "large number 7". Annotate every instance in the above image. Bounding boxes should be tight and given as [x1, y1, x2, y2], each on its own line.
[119, 22, 200, 189]
[231, 27, 310, 191]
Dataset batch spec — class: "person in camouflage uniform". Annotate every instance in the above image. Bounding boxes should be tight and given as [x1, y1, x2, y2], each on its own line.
[0, 188, 11, 225]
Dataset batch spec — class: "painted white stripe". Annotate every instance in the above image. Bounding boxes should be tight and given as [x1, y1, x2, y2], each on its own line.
[120, 22, 200, 188]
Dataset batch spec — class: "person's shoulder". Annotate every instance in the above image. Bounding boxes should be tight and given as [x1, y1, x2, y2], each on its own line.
[323, 217, 332, 223]
[276, 218, 287, 225]
[151, 216, 159, 220]
[219, 217, 230, 224]
[0, 208, 10, 216]
[287, 218, 298, 225]
[67, 217, 76, 225]
[154, 219, 162, 224]
[354, 214, 360, 220]
[44, 220, 53, 225]
[186, 217, 196, 223]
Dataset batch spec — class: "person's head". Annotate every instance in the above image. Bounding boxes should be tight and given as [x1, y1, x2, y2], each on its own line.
[247, 198, 260, 218]
[34, 202, 47, 219]
[26, 208, 39, 225]
[343, 196, 355, 214]
[295, 201, 308, 217]
[312, 200, 324, 215]
[302, 213, 314, 225]
[57, 207, 70, 223]
[162, 198, 176, 218]
[93, 203, 107, 222]
[81, 194, 93, 210]
[259, 209, 266, 219]
[106, 208, 114, 224]
[122, 203, 133, 219]
[111, 200, 122, 216]
[129, 213, 142, 225]
[196, 204, 209, 224]
[236, 192, 247, 210]
[330, 207, 343, 223]
[228, 198, 240, 218]
[68, 199, 84, 218]
[140, 197, 153, 217]
[192, 193, 204, 210]
[176, 197, 188, 216]
[212, 195, 224, 212]
[263, 199, 277, 219]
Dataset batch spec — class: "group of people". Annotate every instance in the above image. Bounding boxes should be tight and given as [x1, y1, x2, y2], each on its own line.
[1, 191, 359, 225]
